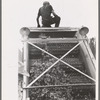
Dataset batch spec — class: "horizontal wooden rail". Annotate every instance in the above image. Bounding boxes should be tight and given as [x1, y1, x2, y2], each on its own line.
[24, 83, 95, 89]
[28, 27, 79, 32]
[28, 38, 88, 43]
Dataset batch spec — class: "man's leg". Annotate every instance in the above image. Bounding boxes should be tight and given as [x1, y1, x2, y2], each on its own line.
[53, 16, 61, 27]
[42, 16, 61, 27]
[42, 20, 51, 27]
[42, 25, 51, 27]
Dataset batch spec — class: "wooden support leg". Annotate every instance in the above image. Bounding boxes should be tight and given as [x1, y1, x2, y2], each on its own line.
[23, 41, 29, 100]
[20, 27, 30, 100]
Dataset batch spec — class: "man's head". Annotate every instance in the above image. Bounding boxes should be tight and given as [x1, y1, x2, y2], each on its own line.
[43, 1, 50, 7]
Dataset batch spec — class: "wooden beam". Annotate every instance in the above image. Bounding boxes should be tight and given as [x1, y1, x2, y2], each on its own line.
[20, 27, 30, 100]
[28, 38, 88, 43]
[28, 27, 79, 32]
[23, 40, 29, 100]
[76, 32, 96, 79]
[24, 83, 95, 89]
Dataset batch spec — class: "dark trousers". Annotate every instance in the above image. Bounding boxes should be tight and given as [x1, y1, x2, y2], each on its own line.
[42, 16, 61, 27]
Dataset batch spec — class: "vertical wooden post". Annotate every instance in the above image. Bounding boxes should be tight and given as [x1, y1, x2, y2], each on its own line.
[20, 27, 30, 100]
[77, 27, 96, 79]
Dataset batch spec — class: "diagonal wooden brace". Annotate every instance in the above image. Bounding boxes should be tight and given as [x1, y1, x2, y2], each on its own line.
[27, 41, 95, 82]
[26, 41, 95, 88]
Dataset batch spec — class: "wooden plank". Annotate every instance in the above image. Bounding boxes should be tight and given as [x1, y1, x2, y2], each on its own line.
[28, 27, 79, 32]
[24, 83, 95, 89]
[22, 37, 29, 100]
[28, 38, 87, 43]
[76, 32, 96, 79]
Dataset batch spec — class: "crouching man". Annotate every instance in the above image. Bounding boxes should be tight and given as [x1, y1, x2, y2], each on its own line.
[37, 1, 61, 27]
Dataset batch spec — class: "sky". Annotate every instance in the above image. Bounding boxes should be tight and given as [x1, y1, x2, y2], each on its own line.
[2, 0, 98, 100]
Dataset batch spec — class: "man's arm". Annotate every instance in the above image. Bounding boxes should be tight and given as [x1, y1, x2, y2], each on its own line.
[51, 10, 58, 17]
[50, 5, 59, 17]
[36, 9, 41, 27]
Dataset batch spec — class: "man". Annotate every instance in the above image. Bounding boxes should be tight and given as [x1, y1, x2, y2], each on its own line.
[37, 1, 61, 27]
